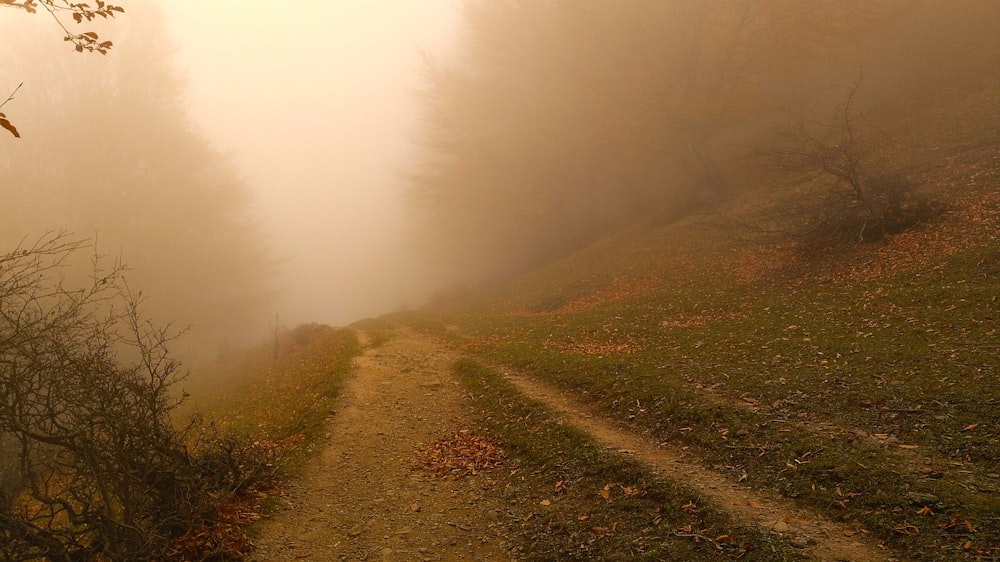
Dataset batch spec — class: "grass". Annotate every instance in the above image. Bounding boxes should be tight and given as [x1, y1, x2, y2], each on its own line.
[455, 358, 807, 560]
[350, 316, 398, 347]
[415, 83, 1000, 560]
[175, 324, 361, 474]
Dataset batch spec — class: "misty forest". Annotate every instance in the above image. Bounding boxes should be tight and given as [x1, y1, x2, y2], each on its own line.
[1, 1, 998, 560]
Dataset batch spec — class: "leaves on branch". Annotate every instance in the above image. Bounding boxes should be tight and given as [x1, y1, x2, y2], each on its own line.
[0, 113, 20, 137]
[4, 0, 124, 54]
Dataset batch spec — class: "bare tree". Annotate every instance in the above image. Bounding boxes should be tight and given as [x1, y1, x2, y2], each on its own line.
[752, 80, 935, 250]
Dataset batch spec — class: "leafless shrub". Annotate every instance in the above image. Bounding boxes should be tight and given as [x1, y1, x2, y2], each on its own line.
[750, 80, 941, 253]
[0, 232, 269, 561]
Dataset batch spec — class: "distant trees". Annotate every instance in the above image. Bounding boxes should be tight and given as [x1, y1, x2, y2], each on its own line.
[410, 0, 910, 276]
[0, 7, 274, 357]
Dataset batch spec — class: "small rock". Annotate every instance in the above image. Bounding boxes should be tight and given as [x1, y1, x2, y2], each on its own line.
[772, 520, 791, 533]
[347, 526, 363, 538]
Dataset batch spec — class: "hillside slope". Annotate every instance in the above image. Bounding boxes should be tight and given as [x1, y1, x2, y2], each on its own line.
[425, 83, 1000, 560]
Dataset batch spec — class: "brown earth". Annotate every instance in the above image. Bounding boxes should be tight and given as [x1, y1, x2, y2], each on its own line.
[250, 329, 892, 561]
[249, 332, 517, 561]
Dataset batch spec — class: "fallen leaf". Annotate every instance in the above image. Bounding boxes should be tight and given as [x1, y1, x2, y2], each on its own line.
[917, 506, 934, 516]
[600, 489, 610, 500]
[843, 529, 856, 537]
[748, 500, 764, 509]
[963, 423, 980, 431]
[899, 444, 919, 450]
[540, 499, 551, 506]
[578, 514, 589, 521]
[681, 501, 698, 512]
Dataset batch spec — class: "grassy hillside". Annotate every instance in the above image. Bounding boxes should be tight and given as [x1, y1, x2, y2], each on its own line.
[420, 84, 1000, 560]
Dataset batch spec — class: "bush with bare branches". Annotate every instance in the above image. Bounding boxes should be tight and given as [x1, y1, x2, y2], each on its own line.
[752, 81, 940, 251]
[0, 232, 266, 561]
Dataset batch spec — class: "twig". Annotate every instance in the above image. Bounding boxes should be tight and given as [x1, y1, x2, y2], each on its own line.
[674, 532, 724, 550]
[0, 82, 23, 110]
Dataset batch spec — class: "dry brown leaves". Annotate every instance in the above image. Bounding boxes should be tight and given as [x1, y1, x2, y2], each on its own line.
[548, 340, 635, 356]
[159, 490, 269, 561]
[832, 191, 999, 283]
[501, 274, 659, 318]
[557, 275, 658, 314]
[728, 245, 797, 284]
[412, 429, 506, 478]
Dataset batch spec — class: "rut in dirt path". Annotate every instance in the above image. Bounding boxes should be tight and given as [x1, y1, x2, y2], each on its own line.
[498, 369, 894, 562]
[249, 332, 517, 562]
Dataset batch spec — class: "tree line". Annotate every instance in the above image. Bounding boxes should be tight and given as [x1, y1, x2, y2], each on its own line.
[409, 0, 1000, 276]
[1, 6, 274, 358]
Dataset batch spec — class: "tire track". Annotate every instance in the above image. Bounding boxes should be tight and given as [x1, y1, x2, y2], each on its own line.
[498, 368, 894, 562]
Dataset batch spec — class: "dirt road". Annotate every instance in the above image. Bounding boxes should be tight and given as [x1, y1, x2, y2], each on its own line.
[251, 329, 889, 561]
[249, 333, 516, 561]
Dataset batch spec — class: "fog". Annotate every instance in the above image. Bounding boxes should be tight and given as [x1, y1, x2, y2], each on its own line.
[159, 1, 460, 328]
[4, 0, 997, 351]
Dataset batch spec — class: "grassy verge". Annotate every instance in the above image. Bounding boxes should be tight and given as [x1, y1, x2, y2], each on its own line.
[176, 324, 362, 474]
[455, 358, 808, 560]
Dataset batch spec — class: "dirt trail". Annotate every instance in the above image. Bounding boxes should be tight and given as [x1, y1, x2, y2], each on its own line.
[499, 370, 893, 562]
[251, 329, 893, 561]
[249, 331, 516, 561]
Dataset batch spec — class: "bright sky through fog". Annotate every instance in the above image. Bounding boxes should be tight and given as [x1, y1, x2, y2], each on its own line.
[158, 1, 460, 328]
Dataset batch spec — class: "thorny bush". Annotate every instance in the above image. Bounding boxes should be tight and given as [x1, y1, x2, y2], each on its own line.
[0, 232, 272, 561]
